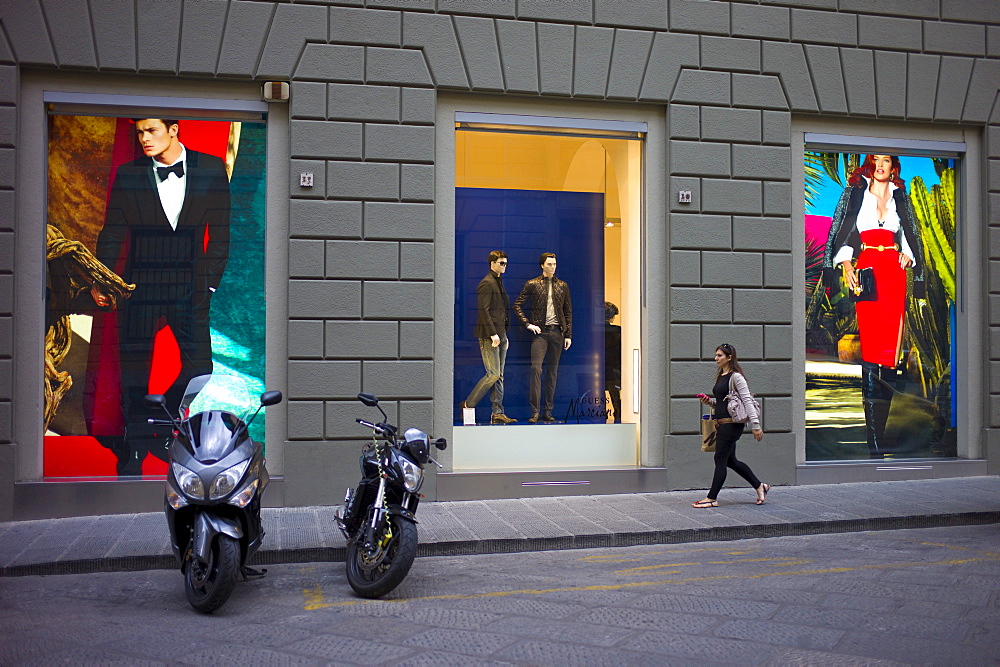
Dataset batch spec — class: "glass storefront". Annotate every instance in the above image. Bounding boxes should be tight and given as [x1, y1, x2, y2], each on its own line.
[43, 110, 267, 478]
[451, 116, 644, 471]
[804, 146, 958, 461]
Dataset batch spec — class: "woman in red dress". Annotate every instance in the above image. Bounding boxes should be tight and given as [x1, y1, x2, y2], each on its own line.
[823, 155, 924, 459]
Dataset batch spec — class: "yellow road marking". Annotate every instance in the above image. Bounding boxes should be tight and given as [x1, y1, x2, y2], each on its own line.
[707, 557, 800, 564]
[301, 554, 1000, 611]
[769, 559, 812, 567]
[302, 585, 328, 611]
[613, 562, 700, 575]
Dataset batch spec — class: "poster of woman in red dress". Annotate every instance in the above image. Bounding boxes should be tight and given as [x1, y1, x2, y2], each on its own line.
[805, 151, 956, 460]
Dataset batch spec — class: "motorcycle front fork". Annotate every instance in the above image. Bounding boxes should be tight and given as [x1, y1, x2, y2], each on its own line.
[364, 477, 387, 548]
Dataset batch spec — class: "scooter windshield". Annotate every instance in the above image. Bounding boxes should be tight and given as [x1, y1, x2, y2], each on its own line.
[179, 374, 254, 423]
[178, 375, 254, 462]
[186, 411, 247, 462]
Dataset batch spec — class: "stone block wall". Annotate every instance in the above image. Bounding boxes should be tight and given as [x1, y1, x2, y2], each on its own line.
[0, 0, 998, 515]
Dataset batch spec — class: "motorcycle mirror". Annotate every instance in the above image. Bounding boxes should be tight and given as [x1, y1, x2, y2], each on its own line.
[144, 394, 166, 409]
[357, 393, 378, 407]
[434, 438, 448, 451]
[260, 390, 283, 407]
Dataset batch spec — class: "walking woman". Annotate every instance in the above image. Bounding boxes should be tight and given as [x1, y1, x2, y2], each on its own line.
[692, 344, 768, 508]
[822, 154, 923, 459]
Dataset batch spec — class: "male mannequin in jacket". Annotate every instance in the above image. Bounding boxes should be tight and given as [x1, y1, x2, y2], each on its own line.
[514, 253, 572, 423]
[92, 118, 231, 474]
[459, 250, 516, 424]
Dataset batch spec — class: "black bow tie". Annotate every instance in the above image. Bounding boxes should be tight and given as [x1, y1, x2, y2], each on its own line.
[157, 162, 184, 181]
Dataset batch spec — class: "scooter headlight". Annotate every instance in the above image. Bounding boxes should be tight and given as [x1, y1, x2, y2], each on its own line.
[172, 462, 204, 500]
[228, 478, 259, 508]
[399, 457, 423, 492]
[210, 459, 251, 500]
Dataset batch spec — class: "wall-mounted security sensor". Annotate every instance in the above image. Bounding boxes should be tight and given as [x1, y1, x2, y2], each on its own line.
[263, 81, 290, 102]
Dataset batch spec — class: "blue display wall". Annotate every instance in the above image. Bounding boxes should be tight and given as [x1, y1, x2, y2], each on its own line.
[454, 187, 607, 424]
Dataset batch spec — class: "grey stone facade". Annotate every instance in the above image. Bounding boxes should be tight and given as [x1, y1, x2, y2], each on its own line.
[1, 0, 998, 520]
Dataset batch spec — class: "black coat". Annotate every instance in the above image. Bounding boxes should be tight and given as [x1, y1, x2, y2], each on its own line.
[473, 271, 509, 339]
[97, 149, 231, 308]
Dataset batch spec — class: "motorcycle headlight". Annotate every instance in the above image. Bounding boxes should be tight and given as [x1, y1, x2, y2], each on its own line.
[228, 478, 258, 508]
[172, 462, 204, 500]
[399, 457, 423, 493]
[210, 459, 251, 500]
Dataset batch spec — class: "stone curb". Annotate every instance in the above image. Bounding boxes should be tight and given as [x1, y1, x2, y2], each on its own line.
[3, 510, 996, 578]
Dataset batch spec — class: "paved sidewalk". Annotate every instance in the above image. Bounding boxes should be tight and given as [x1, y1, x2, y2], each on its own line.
[1, 476, 997, 577]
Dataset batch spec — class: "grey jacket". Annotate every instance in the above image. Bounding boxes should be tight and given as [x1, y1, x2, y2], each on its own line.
[708, 372, 761, 431]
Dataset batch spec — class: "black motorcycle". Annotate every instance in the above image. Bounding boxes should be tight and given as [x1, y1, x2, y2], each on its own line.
[146, 374, 282, 613]
[334, 393, 447, 598]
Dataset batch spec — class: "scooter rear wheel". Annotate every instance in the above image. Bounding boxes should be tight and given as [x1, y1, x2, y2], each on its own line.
[346, 515, 417, 599]
[184, 534, 240, 613]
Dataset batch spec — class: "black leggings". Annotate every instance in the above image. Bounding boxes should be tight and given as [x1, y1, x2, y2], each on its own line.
[708, 423, 761, 500]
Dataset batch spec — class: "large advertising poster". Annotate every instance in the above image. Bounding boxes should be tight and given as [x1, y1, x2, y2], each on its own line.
[44, 113, 267, 477]
[805, 150, 957, 460]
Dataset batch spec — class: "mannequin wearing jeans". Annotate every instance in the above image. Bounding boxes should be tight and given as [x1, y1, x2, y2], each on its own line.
[460, 250, 516, 424]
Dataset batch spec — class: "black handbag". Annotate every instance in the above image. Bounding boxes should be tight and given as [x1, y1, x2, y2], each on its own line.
[849, 267, 877, 302]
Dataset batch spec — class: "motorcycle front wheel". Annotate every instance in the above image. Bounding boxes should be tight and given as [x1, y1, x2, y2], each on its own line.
[346, 514, 418, 599]
[184, 534, 240, 613]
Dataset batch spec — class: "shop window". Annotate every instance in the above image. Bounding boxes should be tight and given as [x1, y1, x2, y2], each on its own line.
[803, 141, 959, 461]
[452, 115, 643, 471]
[43, 99, 267, 478]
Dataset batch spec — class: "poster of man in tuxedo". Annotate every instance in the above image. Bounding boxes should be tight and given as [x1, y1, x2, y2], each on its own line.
[44, 113, 267, 477]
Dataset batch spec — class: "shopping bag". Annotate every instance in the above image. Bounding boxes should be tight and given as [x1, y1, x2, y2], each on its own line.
[700, 415, 716, 452]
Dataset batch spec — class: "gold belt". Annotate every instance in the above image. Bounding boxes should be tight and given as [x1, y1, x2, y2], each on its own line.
[861, 243, 899, 252]
[715, 417, 735, 424]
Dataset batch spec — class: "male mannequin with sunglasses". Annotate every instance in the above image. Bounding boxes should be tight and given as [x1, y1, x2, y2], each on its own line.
[459, 250, 517, 424]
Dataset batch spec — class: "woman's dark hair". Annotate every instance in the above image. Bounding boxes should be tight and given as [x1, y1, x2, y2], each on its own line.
[604, 301, 619, 321]
[848, 154, 904, 189]
[716, 343, 745, 380]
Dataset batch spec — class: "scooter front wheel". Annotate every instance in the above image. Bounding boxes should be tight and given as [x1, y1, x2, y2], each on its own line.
[346, 515, 417, 599]
[184, 534, 240, 613]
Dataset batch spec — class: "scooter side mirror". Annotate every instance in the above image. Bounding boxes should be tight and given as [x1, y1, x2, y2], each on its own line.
[434, 438, 448, 451]
[260, 390, 283, 407]
[144, 394, 166, 409]
[357, 393, 379, 407]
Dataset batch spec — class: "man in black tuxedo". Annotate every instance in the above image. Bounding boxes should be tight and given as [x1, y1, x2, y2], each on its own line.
[93, 118, 231, 474]
[459, 250, 516, 424]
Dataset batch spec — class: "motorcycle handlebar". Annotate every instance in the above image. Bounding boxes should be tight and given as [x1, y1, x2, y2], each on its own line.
[357, 418, 392, 437]
[147, 418, 174, 427]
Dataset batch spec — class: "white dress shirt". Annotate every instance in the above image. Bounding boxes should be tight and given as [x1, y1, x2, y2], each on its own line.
[833, 176, 915, 267]
[154, 145, 187, 231]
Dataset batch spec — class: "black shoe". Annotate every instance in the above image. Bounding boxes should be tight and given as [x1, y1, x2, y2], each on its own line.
[542, 413, 556, 422]
[527, 413, 541, 423]
[491, 414, 517, 424]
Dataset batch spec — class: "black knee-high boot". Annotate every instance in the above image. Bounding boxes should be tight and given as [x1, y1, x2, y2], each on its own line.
[860, 362, 883, 459]
[874, 365, 896, 457]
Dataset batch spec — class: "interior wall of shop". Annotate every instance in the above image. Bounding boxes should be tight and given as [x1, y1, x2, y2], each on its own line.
[1, 0, 998, 520]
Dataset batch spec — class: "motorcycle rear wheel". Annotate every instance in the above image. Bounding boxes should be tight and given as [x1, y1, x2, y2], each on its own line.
[346, 515, 417, 599]
[184, 534, 240, 613]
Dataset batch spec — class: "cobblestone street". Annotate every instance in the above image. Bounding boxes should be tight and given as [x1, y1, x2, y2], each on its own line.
[2, 524, 998, 664]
